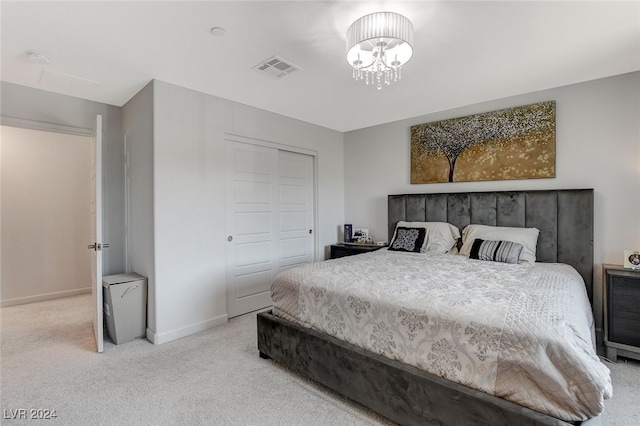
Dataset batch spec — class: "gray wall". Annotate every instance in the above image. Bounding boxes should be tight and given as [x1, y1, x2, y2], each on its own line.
[344, 71, 640, 334]
[4, 71, 637, 342]
[121, 81, 156, 336]
[133, 80, 344, 344]
[1, 82, 125, 275]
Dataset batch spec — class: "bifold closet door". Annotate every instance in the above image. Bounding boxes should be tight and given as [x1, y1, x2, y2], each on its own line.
[225, 141, 314, 318]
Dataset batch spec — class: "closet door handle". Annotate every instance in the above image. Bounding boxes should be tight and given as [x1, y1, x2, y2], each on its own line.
[227, 236, 233, 242]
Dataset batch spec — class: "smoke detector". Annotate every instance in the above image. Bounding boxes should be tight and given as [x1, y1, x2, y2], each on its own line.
[27, 51, 51, 65]
[253, 55, 300, 79]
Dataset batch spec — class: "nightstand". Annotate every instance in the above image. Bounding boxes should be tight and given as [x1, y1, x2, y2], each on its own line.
[330, 243, 385, 259]
[603, 264, 640, 362]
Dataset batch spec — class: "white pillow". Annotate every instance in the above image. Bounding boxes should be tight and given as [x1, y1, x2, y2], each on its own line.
[390, 221, 460, 254]
[460, 224, 540, 265]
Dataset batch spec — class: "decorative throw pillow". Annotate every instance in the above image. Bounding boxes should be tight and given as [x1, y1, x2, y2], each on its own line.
[469, 239, 523, 264]
[389, 221, 460, 253]
[460, 224, 539, 265]
[388, 227, 427, 253]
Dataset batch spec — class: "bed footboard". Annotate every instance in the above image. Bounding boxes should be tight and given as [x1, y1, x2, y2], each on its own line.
[257, 310, 580, 426]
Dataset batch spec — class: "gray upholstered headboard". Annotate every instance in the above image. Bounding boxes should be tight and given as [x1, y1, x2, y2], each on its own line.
[388, 189, 594, 301]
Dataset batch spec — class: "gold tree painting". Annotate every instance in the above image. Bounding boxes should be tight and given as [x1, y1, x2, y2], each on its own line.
[410, 101, 556, 183]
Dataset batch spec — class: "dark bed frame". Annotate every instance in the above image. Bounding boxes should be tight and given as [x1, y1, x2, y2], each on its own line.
[257, 189, 597, 426]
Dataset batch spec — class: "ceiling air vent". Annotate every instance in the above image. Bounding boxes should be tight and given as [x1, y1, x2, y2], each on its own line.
[253, 55, 300, 79]
[40, 69, 100, 93]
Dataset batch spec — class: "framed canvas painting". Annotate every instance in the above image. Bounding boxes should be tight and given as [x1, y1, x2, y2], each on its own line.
[411, 101, 556, 183]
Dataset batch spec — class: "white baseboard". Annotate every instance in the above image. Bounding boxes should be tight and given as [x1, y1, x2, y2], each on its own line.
[0, 287, 91, 308]
[146, 314, 228, 345]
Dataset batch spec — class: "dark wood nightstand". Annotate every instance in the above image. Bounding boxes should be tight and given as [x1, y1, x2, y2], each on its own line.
[330, 243, 385, 259]
[603, 264, 640, 362]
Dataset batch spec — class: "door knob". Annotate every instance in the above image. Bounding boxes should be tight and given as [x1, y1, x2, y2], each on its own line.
[227, 236, 233, 242]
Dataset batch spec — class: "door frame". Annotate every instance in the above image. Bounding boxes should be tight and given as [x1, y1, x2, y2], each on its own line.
[0, 115, 104, 352]
[1, 116, 94, 137]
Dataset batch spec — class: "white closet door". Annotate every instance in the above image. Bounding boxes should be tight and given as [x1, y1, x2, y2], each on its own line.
[278, 150, 314, 271]
[225, 142, 279, 318]
[225, 140, 315, 318]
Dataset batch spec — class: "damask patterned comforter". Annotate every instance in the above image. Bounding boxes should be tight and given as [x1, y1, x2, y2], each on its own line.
[271, 249, 612, 421]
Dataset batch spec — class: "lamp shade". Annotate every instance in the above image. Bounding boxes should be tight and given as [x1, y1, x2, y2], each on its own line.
[346, 12, 414, 71]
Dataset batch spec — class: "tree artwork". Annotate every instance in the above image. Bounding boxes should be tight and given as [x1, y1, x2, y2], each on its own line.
[410, 101, 556, 183]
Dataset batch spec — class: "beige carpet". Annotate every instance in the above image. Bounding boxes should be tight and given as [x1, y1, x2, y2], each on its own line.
[1, 294, 638, 425]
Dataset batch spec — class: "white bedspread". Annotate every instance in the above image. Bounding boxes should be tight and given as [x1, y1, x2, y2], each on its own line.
[271, 249, 612, 421]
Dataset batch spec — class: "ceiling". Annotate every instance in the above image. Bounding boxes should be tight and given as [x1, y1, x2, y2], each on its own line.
[2, 1, 639, 132]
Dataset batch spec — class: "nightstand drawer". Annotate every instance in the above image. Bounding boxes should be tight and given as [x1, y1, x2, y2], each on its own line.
[609, 276, 640, 313]
[610, 310, 640, 347]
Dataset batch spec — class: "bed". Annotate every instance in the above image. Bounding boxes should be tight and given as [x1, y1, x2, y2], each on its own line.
[257, 189, 611, 425]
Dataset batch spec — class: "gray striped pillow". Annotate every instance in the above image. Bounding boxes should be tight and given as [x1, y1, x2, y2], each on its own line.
[469, 239, 523, 264]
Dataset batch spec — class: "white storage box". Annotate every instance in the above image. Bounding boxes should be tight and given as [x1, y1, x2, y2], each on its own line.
[103, 273, 147, 345]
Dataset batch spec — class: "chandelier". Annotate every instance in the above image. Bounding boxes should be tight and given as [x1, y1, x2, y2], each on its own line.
[346, 12, 414, 90]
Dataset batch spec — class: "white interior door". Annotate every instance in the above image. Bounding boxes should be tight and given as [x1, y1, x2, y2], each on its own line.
[225, 141, 278, 317]
[278, 150, 314, 271]
[90, 115, 104, 353]
[225, 141, 315, 318]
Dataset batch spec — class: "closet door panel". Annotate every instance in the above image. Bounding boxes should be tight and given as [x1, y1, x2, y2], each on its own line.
[225, 141, 315, 317]
[278, 150, 314, 271]
[225, 142, 278, 317]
